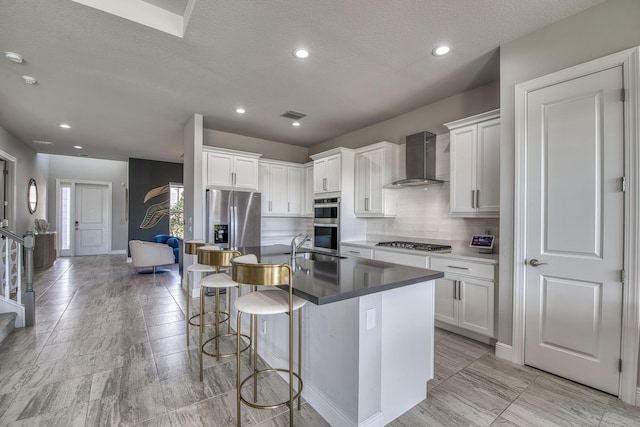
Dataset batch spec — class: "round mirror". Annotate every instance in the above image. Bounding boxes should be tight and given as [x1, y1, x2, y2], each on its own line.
[27, 178, 37, 214]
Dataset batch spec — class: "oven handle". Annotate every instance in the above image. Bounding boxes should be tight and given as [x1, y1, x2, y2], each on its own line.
[313, 223, 339, 228]
[314, 203, 340, 209]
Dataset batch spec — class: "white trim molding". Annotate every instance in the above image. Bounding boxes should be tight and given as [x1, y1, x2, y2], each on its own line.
[494, 342, 513, 362]
[513, 46, 640, 405]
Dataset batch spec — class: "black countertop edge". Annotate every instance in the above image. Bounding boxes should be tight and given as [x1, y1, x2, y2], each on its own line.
[291, 271, 444, 305]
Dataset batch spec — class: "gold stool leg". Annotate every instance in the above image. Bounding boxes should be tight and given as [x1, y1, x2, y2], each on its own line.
[298, 308, 302, 410]
[185, 270, 190, 346]
[215, 288, 220, 359]
[253, 313, 258, 403]
[199, 285, 205, 382]
[289, 307, 294, 426]
[237, 311, 243, 427]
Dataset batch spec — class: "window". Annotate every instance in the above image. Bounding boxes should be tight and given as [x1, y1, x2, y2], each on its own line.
[60, 184, 71, 251]
[169, 183, 184, 239]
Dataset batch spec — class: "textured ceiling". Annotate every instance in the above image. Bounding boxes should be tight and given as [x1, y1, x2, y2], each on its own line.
[0, 0, 606, 162]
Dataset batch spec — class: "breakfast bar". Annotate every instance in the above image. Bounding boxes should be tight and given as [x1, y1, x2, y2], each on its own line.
[232, 245, 444, 427]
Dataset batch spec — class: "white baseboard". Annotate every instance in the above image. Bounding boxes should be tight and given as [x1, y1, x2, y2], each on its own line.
[495, 342, 513, 362]
[636, 387, 640, 406]
[111, 249, 127, 255]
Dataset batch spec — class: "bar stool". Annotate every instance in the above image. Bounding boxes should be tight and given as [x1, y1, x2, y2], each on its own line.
[184, 241, 217, 346]
[232, 259, 306, 427]
[197, 251, 255, 381]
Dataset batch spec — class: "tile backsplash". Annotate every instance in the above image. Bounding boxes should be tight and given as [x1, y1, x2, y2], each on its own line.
[365, 182, 499, 249]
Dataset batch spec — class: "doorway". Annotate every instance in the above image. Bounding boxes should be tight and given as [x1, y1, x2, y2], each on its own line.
[57, 180, 112, 256]
[513, 47, 640, 403]
[0, 150, 16, 230]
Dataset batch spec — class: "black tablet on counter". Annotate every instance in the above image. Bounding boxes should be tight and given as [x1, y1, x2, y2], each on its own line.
[470, 235, 494, 251]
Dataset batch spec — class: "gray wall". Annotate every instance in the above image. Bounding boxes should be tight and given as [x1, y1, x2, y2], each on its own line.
[311, 81, 499, 155]
[0, 125, 48, 235]
[498, 0, 640, 383]
[204, 129, 310, 163]
[47, 154, 129, 252]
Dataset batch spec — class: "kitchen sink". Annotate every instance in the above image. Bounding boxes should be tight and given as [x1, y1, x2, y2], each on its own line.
[289, 251, 347, 261]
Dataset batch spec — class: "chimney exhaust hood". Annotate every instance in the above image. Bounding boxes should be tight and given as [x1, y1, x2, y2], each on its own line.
[384, 131, 447, 188]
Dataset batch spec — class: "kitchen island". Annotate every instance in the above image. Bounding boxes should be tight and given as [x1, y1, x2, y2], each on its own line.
[232, 245, 444, 427]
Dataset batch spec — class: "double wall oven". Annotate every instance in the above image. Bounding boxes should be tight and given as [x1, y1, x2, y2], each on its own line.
[313, 197, 340, 254]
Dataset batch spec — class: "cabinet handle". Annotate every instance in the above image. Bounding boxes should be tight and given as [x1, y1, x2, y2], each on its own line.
[471, 190, 475, 209]
[288, 201, 290, 212]
[349, 250, 361, 254]
[232, 172, 236, 186]
[365, 197, 369, 211]
[454, 280, 459, 300]
[475, 189, 480, 209]
[448, 265, 469, 270]
[453, 280, 457, 300]
[458, 281, 463, 300]
[323, 178, 327, 190]
[269, 201, 272, 211]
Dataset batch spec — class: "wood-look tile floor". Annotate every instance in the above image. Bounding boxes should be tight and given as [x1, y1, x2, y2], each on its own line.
[0, 255, 638, 426]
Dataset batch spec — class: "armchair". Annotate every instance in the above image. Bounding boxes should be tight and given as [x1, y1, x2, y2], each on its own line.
[129, 240, 176, 273]
[153, 234, 181, 263]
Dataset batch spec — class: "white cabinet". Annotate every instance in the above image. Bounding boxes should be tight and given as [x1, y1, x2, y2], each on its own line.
[303, 163, 314, 216]
[430, 257, 495, 337]
[340, 243, 373, 259]
[258, 160, 304, 217]
[204, 148, 260, 190]
[354, 142, 399, 217]
[373, 248, 428, 269]
[313, 154, 341, 194]
[444, 110, 500, 217]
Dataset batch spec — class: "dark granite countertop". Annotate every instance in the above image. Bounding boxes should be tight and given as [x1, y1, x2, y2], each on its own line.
[235, 245, 444, 305]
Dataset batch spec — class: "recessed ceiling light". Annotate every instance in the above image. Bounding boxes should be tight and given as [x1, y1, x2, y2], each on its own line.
[22, 76, 37, 85]
[33, 140, 53, 145]
[292, 121, 301, 127]
[73, 145, 83, 149]
[293, 48, 310, 59]
[59, 123, 71, 129]
[4, 52, 23, 63]
[432, 45, 451, 56]
[235, 107, 246, 114]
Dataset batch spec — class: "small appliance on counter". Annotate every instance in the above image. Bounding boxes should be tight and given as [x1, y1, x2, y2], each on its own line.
[470, 234, 494, 254]
[375, 241, 452, 252]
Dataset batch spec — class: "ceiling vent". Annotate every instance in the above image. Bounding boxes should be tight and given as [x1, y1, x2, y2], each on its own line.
[281, 111, 307, 120]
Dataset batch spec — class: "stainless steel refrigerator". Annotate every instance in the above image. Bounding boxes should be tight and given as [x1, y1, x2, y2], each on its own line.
[205, 188, 261, 249]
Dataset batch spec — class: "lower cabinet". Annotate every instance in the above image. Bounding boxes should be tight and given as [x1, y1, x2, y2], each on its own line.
[340, 243, 373, 259]
[431, 257, 495, 338]
[434, 275, 494, 337]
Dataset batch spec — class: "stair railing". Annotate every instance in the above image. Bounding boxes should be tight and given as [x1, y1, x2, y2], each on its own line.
[0, 229, 34, 326]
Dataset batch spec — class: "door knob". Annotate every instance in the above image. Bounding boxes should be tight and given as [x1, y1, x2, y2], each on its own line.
[529, 259, 547, 267]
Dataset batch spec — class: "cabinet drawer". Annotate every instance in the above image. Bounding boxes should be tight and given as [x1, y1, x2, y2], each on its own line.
[374, 250, 428, 269]
[430, 257, 494, 280]
[341, 245, 373, 259]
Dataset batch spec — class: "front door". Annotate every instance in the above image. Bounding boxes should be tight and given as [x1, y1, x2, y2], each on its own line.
[524, 66, 624, 395]
[75, 183, 110, 256]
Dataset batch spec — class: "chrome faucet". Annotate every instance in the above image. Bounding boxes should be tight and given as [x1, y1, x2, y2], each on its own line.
[290, 233, 311, 258]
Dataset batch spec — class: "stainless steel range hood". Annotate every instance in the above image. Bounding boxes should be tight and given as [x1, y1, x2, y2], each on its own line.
[384, 131, 447, 188]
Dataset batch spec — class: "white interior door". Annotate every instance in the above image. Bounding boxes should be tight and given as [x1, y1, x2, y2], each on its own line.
[524, 66, 624, 395]
[74, 183, 110, 256]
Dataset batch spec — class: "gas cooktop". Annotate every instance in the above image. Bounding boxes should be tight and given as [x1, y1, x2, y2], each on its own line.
[376, 241, 452, 252]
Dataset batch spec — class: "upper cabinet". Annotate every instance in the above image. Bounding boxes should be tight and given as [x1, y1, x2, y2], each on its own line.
[312, 153, 341, 194]
[203, 147, 260, 190]
[258, 160, 305, 217]
[303, 162, 314, 216]
[444, 110, 500, 217]
[354, 142, 399, 217]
